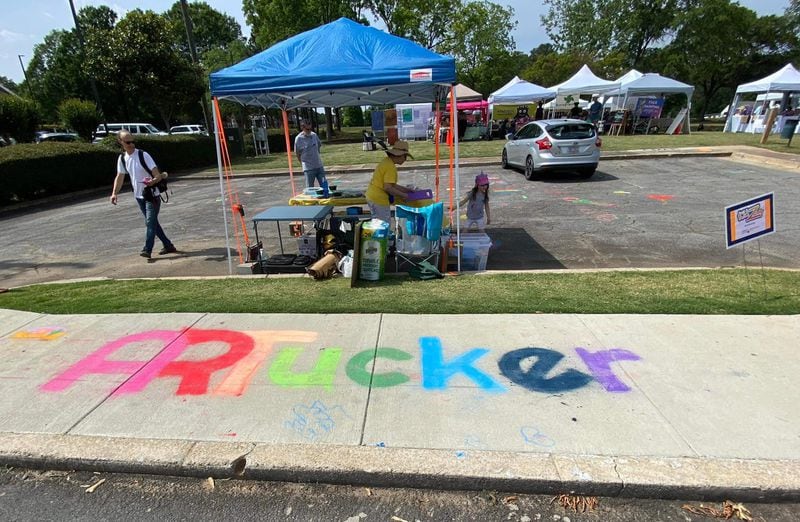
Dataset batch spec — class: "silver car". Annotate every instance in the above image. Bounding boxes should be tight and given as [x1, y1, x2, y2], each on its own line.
[501, 119, 601, 179]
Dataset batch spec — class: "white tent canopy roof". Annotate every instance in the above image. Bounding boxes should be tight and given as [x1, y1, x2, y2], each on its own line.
[618, 73, 694, 97]
[735, 63, 800, 94]
[550, 64, 620, 95]
[488, 75, 555, 104]
[616, 69, 643, 84]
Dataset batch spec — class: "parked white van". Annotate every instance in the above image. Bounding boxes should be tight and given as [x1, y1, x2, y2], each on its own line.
[93, 123, 167, 142]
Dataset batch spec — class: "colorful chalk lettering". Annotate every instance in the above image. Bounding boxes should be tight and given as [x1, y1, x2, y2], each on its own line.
[40, 328, 642, 398]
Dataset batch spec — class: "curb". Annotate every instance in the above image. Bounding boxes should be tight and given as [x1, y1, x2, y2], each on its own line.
[0, 433, 797, 501]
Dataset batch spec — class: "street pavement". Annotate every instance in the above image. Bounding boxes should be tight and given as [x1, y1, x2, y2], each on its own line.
[0, 145, 799, 501]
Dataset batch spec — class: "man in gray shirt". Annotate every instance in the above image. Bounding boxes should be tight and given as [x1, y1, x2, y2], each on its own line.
[294, 120, 327, 188]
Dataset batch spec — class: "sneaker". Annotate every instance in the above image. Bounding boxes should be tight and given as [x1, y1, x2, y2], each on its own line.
[158, 245, 177, 255]
[139, 250, 151, 259]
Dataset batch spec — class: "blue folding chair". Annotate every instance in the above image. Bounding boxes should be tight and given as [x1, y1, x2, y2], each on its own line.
[394, 202, 443, 273]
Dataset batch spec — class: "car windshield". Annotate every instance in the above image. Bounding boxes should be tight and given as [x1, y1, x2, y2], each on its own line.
[144, 124, 162, 133]
[546, 123, 595, 140]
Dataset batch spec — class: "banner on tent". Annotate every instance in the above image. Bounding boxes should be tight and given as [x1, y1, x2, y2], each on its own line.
[636, 98, 664, 118]
[493, 104, 533, 120]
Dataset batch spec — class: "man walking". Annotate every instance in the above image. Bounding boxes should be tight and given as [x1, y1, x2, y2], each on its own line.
[294, 119, 327, 188]
[109, 130, 177, 259]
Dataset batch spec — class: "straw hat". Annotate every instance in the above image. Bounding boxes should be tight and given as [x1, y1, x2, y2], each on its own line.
[386, 140, 414, 159]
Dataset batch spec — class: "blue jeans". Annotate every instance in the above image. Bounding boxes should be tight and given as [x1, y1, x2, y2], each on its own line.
[303, 167, 327, 188]
[136, 197, 173, 254]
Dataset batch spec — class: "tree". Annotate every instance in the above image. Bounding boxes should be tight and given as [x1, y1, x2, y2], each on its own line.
[443, 1, 517, 95]
[343, 106, 365, 127]
[0, 76, 19, 93]
[86, 9, 205, 128]
[58, 98, 98, 141]
[0, 96, 39, 143]
[365, 0, 460, 50]
[541, 0, 681, 67]
[243, 0, 364, 50]
[658, 0, 760, 120]
[164, 1, 243, 61]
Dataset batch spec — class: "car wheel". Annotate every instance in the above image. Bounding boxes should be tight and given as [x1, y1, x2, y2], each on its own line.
[524, 156, 538, 180]
[501, 149, 509, 169]
[578, 168, 596, 179]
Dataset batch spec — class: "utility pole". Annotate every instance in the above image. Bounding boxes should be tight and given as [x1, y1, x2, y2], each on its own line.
[179, 0, 212, 132]
[17, 55, 34, 100]
[68, 0, 107, 130]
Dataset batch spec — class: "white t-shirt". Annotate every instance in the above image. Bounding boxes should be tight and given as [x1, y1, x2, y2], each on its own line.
[117, 149, 157, 199]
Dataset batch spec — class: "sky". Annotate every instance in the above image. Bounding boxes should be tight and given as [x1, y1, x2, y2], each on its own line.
[0, 0, 792, 85]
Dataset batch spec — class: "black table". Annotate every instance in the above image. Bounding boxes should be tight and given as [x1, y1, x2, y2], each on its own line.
[252, 205, 334, 255]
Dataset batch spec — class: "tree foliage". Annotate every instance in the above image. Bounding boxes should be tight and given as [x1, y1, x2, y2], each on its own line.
[243, 0, 364, 49]
[542, 0, 681, 67]
[0, 96, 39, 143]
[164, 1, 243, 60]
[657, 0, 767, 118]
[443, 1, 517, 95]
[58, 99, 99, 141]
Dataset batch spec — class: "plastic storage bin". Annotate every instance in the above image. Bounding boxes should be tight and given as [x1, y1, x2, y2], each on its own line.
[448, 232, 491, 271]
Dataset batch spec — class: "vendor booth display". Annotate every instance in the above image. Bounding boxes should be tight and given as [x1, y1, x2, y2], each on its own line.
[724, 63, 800, 135]
[210, 18, 473, 276]
[606, 73, 694, 135]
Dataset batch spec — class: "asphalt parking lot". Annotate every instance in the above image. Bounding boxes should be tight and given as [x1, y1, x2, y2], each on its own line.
[1, 155, 798, 288]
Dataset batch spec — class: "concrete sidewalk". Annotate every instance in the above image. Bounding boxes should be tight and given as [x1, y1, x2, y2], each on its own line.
[1, 308, 798, 500]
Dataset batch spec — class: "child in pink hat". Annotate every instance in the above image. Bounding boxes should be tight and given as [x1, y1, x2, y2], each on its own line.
[459, 172, 491, 231]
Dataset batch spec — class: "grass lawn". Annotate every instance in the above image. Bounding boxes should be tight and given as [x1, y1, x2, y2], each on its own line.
[2, 269, 798, 315]
[210, 131, 798, 174]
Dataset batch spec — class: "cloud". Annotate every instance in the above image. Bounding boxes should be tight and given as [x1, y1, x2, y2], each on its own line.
[0, 29, 28, 43]
[42, 11, 55, 20]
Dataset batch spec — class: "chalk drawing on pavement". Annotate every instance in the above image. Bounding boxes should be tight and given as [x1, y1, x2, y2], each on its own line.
[520, 426, 556, 447]
[11, 328, 65, 341]
[285, 400, 351, 441]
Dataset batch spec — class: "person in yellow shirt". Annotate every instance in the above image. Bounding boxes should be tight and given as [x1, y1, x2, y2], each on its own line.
[365, 140, 415, 223]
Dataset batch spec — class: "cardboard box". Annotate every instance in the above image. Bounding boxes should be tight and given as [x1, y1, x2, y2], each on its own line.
[297, 232, 317, 258]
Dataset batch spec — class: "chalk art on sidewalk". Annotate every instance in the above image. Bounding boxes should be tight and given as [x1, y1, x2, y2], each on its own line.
[39, 328, 642, 398]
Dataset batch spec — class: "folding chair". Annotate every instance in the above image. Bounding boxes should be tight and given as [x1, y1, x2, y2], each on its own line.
[394, 202, 444, 273]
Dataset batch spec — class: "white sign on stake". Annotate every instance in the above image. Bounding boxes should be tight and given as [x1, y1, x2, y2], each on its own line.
[724, 193, 775, 249]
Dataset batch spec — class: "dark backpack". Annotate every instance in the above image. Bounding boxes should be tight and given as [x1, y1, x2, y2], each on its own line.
[120, 149, 170, 202]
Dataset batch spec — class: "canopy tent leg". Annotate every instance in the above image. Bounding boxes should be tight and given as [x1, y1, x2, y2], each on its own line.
[212, 98, 233, 275]
[723, 94, 742, 132]
[281, 109, 298, 197]
[450, 85, 461, 273]
[434, 99, 441, 201]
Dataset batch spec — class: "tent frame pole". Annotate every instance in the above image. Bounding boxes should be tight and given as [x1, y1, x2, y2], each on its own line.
[212, 97, 233, 275]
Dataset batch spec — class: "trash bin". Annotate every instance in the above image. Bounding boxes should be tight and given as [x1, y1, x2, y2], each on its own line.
[359, 219, 389, 281]
[780, 118, 799, 139]
[223, 127, 244, 156]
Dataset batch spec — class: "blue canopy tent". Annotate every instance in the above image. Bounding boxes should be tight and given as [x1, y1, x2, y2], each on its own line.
[209, 18, 464, 273]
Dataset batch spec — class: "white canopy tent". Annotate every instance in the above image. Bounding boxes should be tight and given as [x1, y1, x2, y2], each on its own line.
[487, 76, 556, 104]
[724, 63, 800, 132]
[547, 65, 620, 117]
[603, 69, 643, 107]
[615, 73, 694, 133]
[550, 64, 621, 96]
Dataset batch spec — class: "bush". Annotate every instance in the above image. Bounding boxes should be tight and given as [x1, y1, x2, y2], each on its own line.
[0, 135, 217, 206]
[0, 96, 39, 143]
[0, 142, 118, 205]
[58, 99, 99, 142]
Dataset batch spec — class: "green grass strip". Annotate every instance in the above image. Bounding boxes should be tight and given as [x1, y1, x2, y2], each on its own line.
[1, 269, 798, 315]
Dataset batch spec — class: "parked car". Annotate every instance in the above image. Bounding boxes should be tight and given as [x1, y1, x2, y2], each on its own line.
[169, 124, 207, 135]
[93, 122, 167, 143]
[501, 119, 601, 180]
[36, 132, 80, 143]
